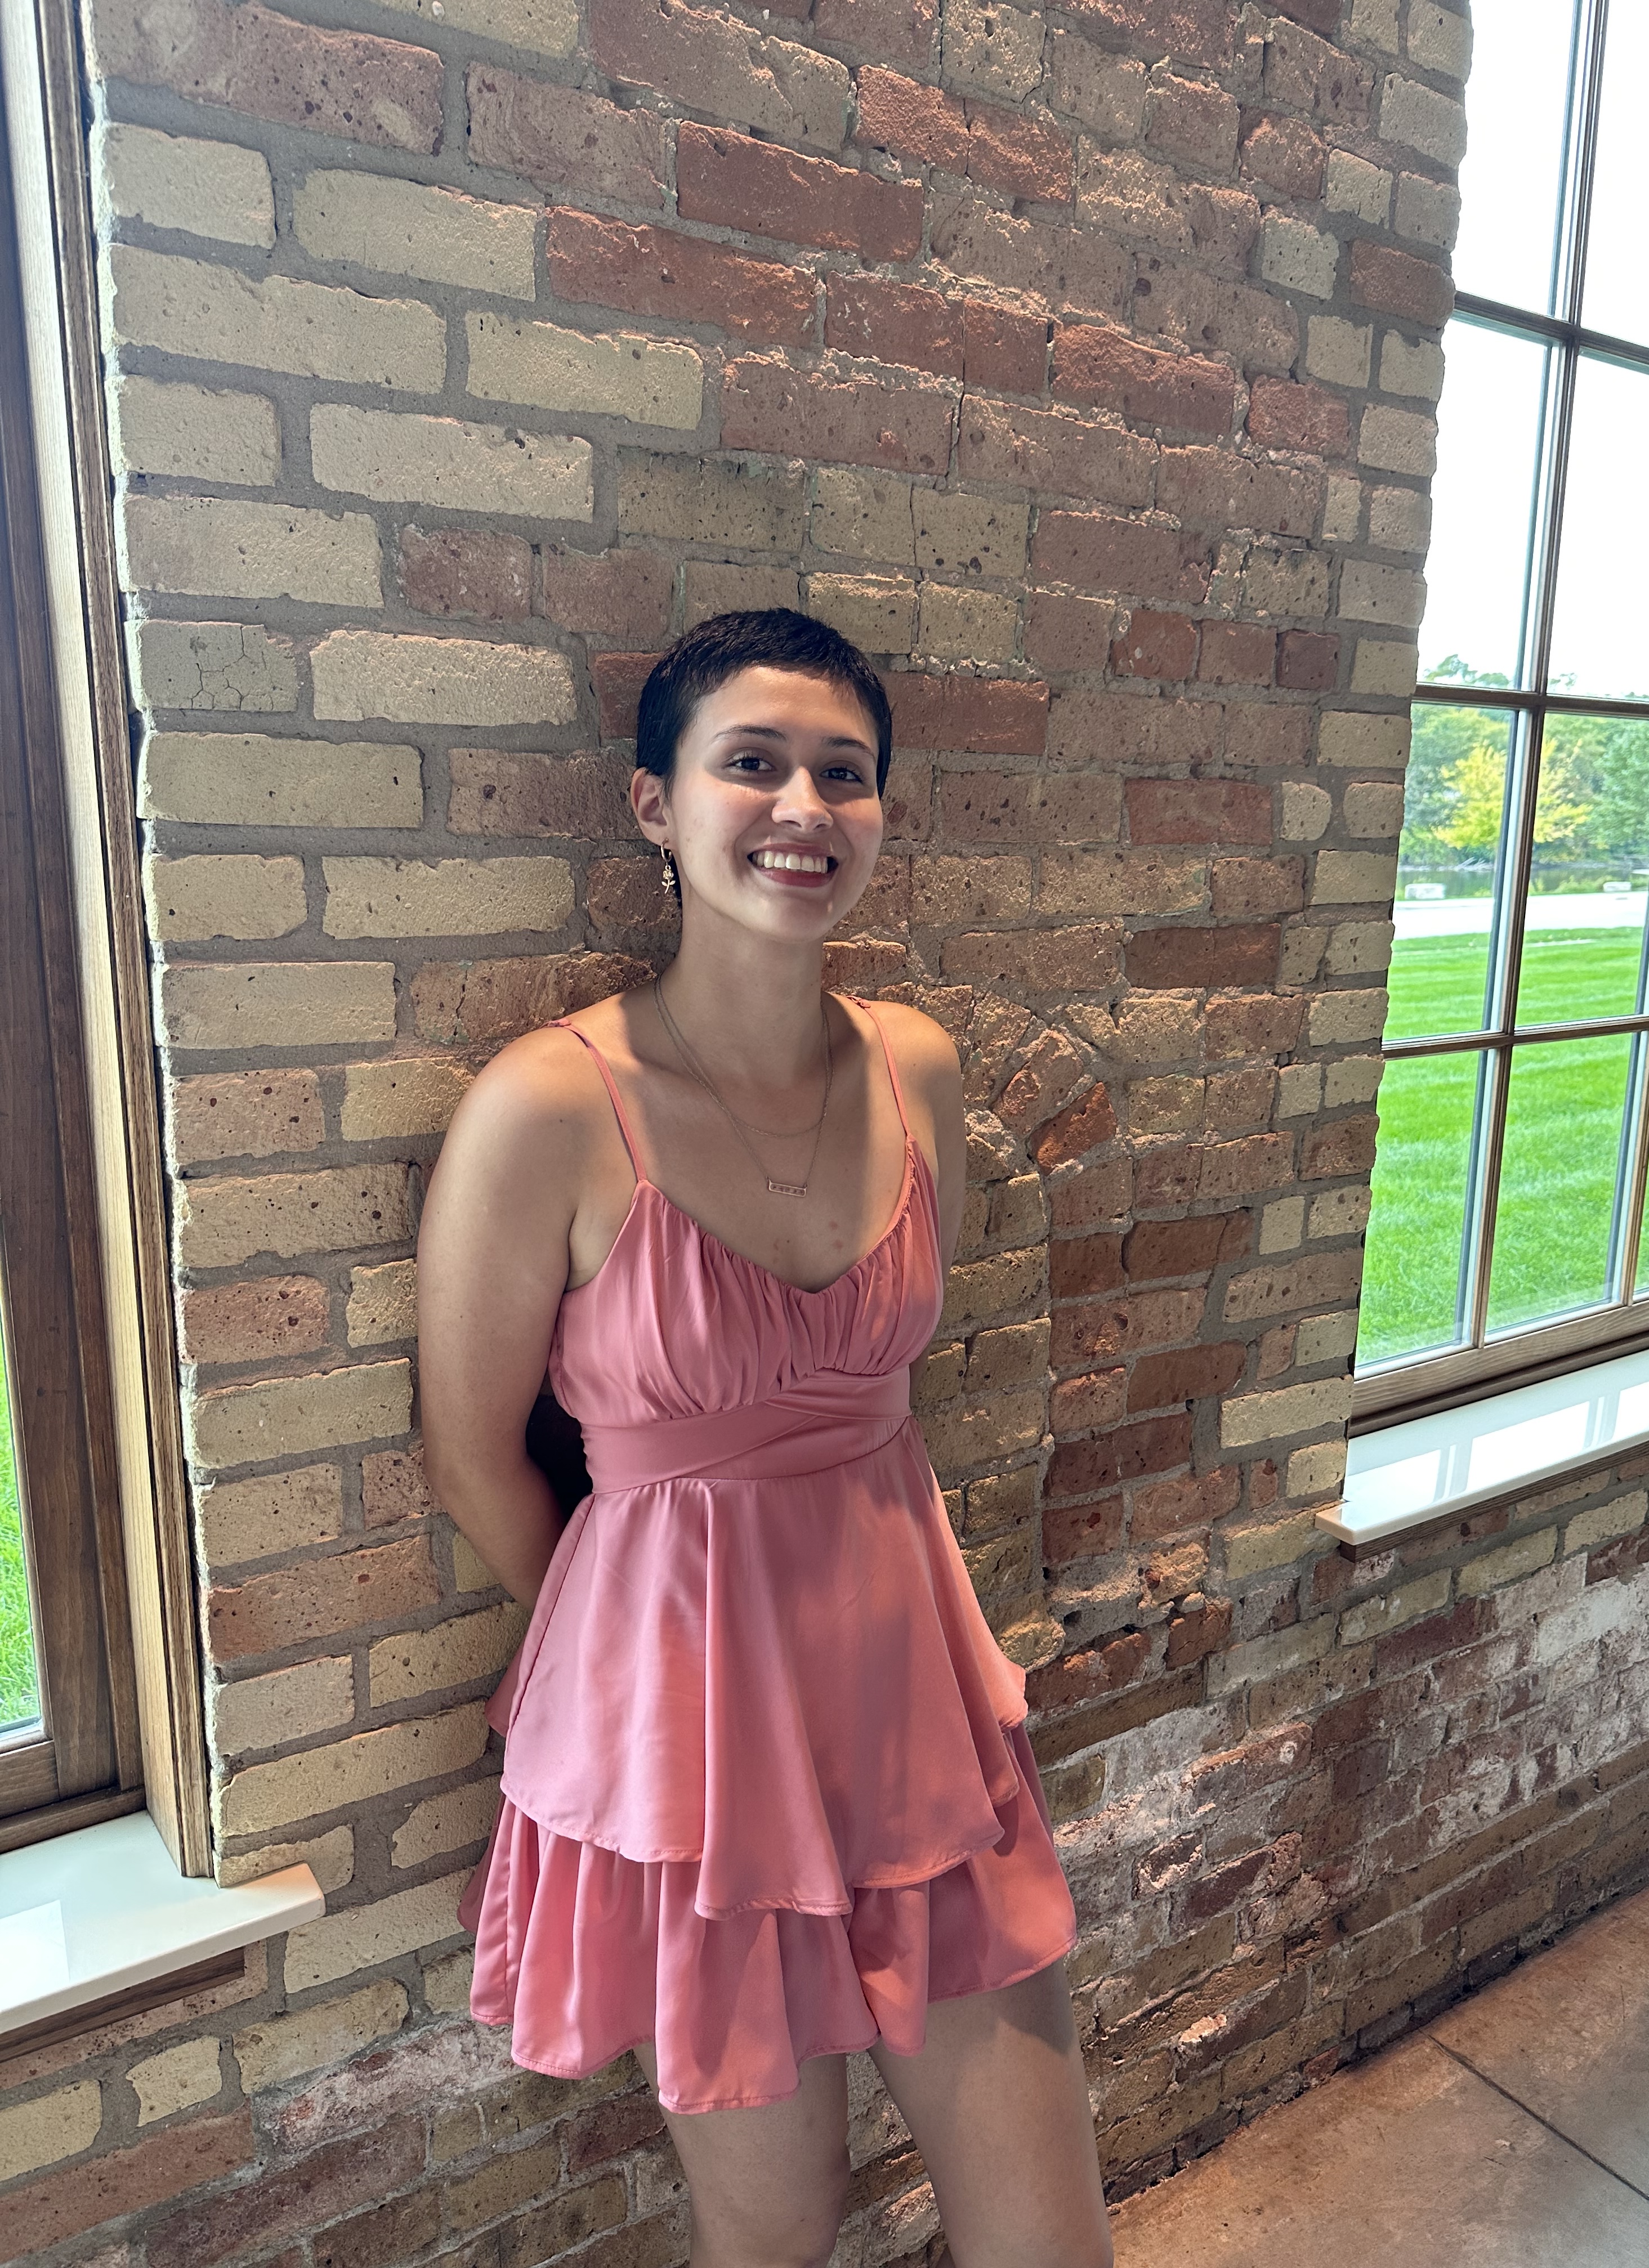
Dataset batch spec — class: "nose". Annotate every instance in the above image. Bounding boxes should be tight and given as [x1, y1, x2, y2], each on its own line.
[770, 765, 833, 830]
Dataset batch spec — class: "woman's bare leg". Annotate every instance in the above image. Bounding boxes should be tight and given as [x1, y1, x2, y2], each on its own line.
[632, 2041, 853, 2268]
[866, 1958, 1112, 2268]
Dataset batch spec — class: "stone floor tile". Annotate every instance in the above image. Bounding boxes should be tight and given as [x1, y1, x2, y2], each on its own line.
[1108, 2032, 1649, 2266]
[1427, 1882, 1649, 2195]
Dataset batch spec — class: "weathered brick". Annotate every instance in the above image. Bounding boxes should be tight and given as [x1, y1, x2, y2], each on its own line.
[6, 2112, 256, 2263]
[968, 106, 1074, 202]
[132, 621, 298, 715]
[172, 1069, 324, 1166]
[1349, 238, 1452, 325]
[139, 733, 422, 829]
[467, 311, 703, 430]
[162, 963, 396, 1053]
[209, 1536, 437, 1665]
[293, 170, 535, 298]
[1239, 113, 1326, 200]
[177, 1165, 411, 1269]
[146, 2114, 425, 2268]
[311, 630, 578, 727]
[94, 121, 273, 247]
[182, 1276, 330, 1366]
[825, 274, 963, 377]
[118, 495, 381, 607]
[189, 1361, 413, 1474]
[449, 749, 634, 840]
[198, 1464, 344, 1569]
[322, 856, 574, 939]
[312, 406, 592, 521]
[109, 375, 280, 485]
[546, 209, 815, 346]
[963, 297, 1049, 394]
[958, 395, 1155, 503]
[591, 0, 850, 148]
[931, 192, 1133, 319]
[399, 527, 532, 621]
[855, 63, 968, 167]
[722, 355, 952, 474]
[146, 854, 306, 942]
[677, 123, 923, 259]
[467, 65, 665, 205]
[1249, 375, 1350, 457]
[1052, 325, 1234, 436]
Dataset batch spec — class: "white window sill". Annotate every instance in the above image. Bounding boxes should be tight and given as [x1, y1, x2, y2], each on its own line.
[1319, 1343, 1649, 1551]
[0, 1810, 322, 2041]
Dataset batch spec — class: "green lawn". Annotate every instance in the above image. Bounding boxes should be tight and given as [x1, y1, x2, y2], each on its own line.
[1361, 924, 1645, 1365]
[0, 1344, 41, 1734]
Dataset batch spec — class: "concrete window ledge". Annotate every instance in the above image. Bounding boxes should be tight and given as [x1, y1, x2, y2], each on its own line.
[1323, 1345, 1649, 1551]
[0, 1811, 321, 2045]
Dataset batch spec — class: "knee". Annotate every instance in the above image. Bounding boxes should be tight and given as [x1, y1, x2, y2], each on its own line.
[689, 2165, 850, 2268]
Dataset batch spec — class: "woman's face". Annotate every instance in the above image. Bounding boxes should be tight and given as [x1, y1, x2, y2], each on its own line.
[632, 666, 885, 941]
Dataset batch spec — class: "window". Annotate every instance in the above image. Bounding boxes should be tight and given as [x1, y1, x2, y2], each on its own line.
[1357, 0, 1649, 1416]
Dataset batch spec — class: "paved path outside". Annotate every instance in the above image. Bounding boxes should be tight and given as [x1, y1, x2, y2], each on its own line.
[1111, 1882, 1649, 2266]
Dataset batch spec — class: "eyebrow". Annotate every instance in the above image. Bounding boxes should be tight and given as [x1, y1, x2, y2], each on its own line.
[712, 724, 876, 754]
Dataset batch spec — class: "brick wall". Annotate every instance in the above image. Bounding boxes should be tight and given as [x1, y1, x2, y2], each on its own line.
[4, 0, 1647, 2258]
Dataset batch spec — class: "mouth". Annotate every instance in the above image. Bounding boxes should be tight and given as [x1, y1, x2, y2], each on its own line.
[749, 847, 837, 880]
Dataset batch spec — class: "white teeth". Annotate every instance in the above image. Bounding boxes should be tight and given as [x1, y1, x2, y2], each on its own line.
[753, 849, 830, 873]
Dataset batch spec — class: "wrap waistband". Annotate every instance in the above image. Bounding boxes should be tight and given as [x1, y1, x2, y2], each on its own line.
[579, 1370, 914, 1489]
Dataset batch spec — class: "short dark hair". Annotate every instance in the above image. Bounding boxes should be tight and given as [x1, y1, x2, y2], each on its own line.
[635, 608, 893, 797]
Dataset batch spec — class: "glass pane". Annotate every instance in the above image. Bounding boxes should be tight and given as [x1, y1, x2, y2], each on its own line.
[1387, 704, 1515, 1040]
[1547, 357, 1649, 700]
[1487, 1035, 1633, 1334]
[1357, 1049, 1483, 1368]
[1516, 710, 1649, 1025]
[0, 1282, 41, 1739]
[1583, 0, 1649, 347]
[1451, 0, 1576, 315]
[1417, 321, 1549, 690]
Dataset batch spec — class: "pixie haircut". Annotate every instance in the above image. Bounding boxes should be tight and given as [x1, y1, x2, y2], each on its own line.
[635, 609, 893, 797]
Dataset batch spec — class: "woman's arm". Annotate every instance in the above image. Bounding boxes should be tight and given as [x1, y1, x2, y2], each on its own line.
[416, 1031, 596, 1607]
[870, 1002, 967, 1269]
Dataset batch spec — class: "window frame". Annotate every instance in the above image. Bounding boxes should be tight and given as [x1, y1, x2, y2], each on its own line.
[1354, 0, 1649, 1427]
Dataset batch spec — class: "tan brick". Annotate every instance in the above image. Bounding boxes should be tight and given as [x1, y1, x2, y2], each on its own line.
[943, 0, 1044, 100]
[1350, 639, 1419, 697]
[187, 1360, 412, 1470]
[197, 1464, 344, 1568]
[918, 584, 1018, 662]
[1312, 850, 1398, 905]
[170, 1069, 324, 1168]
[1259, 213, 1340, 298]
[283, 1871, 471, 1992]
[369, 1602, 528, 1705]
[0, 2081, 101, 2182]
[129, 2039, 224, 2127]
[1379, 73, 1467, 164]
[109, 375, 280, 484]
[217, 1707, 484, 1842]
[323, 855, 573, 939]
[293, 170, 537, 298]
[1324, 149, 1390, 225]
[139, 732, 421, 831]
[217, 1823, 354, 1892]
[145, 855, 306, 942]
[93, 122, 273, 246]
[1457, 1527, 1559, 1598]
[941, 1245, 1043, 1330]
[310, 630, 577, 727]
[340, 1058, 472, 1140]
[810, 467, 916, 563]
[619, 451, 805, 548]
[1039, 851, 1205, 918]
[1379, 332, 1446, 401]
[914, 488, 1029, 579]
[348, 1259, 418, 1347]
[105, 245, 445, 390]
[1339, 1568, 1450, 1644]
[1359, 403, 1437, 475]
[424, 1949, 473, 2013]
[233, 1979, 408, 2095]
[178, 1164, 411, 1269]
[466, 310, 703, 429]
[1222, 1509, 1321, 1578]
[208, 1654, 355, 1758]
[911, 856, 1033, 925]
[161, 961, 395, 1052]
[377, 0, 576, 53]
[453, 1531, 496, 1592]
[682, 561, 802, 627]
[1317, 712, 1410, 768]
[805, 572, 918, 652]
[1286, 1438, 1348, 1498]
[1219, 1376, 1353, 1448]
[310, 405, 592, 521]
[131, 620, 298, 714]
[118, 496, 381, 607]
[1368, 485, 1430, 552]
[1339, 559, 1425, 627]
[391, 1776, 502, 1869]
[1563, 1492, 1647, 1556]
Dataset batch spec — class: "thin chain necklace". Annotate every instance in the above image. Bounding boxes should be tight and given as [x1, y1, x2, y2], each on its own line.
[652, 978, 833, 1200]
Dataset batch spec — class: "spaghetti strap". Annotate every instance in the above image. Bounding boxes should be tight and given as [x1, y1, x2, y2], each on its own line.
[553, 1018, 649, 1184]
[850, 995, 913, 1140]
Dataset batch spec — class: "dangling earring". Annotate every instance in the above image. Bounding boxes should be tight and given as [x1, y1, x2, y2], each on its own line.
[660, 845, 678, 898]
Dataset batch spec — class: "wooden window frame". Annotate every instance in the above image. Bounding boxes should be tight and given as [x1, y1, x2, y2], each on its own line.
[0, 0, 208, 1869]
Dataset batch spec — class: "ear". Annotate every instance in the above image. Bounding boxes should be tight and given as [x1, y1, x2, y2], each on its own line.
[631, 767, 669, 845]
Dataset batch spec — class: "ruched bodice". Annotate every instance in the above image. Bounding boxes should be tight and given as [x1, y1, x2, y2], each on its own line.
[460, 999, 1077, 2112]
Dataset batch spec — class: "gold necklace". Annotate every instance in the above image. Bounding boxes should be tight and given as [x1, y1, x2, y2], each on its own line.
[652, 979, 833, 1199]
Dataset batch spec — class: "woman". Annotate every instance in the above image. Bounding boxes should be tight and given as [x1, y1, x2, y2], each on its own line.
[419, 610, 1113, 2268]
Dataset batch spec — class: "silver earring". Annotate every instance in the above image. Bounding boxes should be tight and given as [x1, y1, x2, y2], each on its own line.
[660, 846, 678, 897]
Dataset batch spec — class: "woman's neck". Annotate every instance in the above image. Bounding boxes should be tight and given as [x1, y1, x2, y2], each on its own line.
[655, 917, 829, 1089]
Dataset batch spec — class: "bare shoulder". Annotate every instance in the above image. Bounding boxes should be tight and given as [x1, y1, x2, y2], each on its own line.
[434, 1021, 615, 1189]
[853, 996, 962, 1113]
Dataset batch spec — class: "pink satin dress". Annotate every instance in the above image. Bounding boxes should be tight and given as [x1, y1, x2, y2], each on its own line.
[458, 999, 1078, 2113]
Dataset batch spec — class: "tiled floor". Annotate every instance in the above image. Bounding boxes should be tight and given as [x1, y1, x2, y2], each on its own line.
[1111, 1883, 1649, 2266]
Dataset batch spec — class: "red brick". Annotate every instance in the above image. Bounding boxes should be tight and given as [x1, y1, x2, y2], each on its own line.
[538, 547, 672, 643]
[1125, 777, 1268, 845]
[91, 0, 442, 153]
[1043, 1493, 1126, 1565]
[1302, 1116, 1378, 1179]
[963, 298, 1048, 394]
[1146, 73, 1240, 173]
[149, 2116, 426, 2268]
[1072, 0, 1234, 70]
[1031, 511, 1208, 603]
[1051, 1156, 1133, 1229]
[449, 750, 635, 840]
[943, 925, 1123, 991]
[1158, 445, 1322, 535]
[312, 2195, 439, 2268]
[1133, 1464, 1242, 1540]
[957, 395, 1156, 505]
[6, 2112, 256, 2261]
[208, 1539, 440, 1662]
[1112, 609, 1199, 681]
[361, 1444, 440, 1528]
[1277, 630, 1339, 691]
[1124, 1213, 1243, 1281]
[1265, 20, 1373, 127]
[722, 355, 951, 475]
[1028, 1629, 1150, 1712]
[467, 66, 664, 204]
[1052, 324, 1236, 438]
[1177, 1845, 1274, 1928]
[399, 527, 531, 621]
[815, 0, 938, 68]
[566, 2090, 669, 2173]
[1132, 1142, 1201, 1210]
[412, 952, 652, 1044]
[677, 124, 923, 261]
[1210, 856, 1304, 916]
[1051, 1232, 1127, 1297]
[939, 770, 1119, 844]
[1349, 239, 1453, 327]
[587, 858, 680, 938]
[592, 651, 663, 739]
[1372, 1599, 1491, 1681]
[1197, 621, 1276, 688]
[1239, 113, 1326, 200]
[1274, 0, 1343, 38]
[967, 106, 1075, 203]
[825, 274, 963, 376]
[590, 0, 826, 130]
[889, 673, 1048, 754]
[1248, 374, 1350, 458]
[544, 210, 815, 345]
[1125, 920, 1279, 991]
[1035, 1082, 1119, 1166]
[1205, 995, 1305, 1056]
[1045, 1415, 1193, 1497]
[1025, 589, 1116, 671]
[931, 194, 1133, 320]
[853, 64, 968, 167]
[182, 1277, 330, 1366]
[1128, 1340, 1245, 1411]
